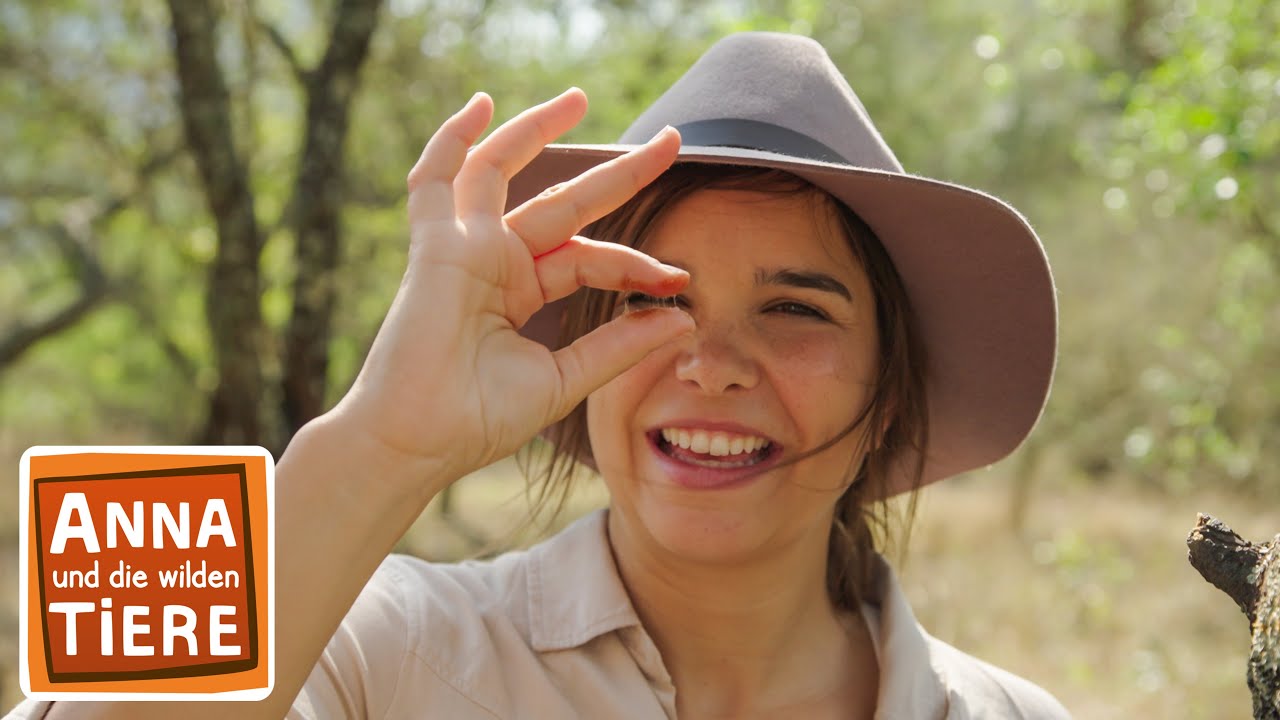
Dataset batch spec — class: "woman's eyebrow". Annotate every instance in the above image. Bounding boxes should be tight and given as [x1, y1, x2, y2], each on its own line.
[754, 267, 853, 302]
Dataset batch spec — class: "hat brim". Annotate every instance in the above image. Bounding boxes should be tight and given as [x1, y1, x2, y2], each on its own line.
[509, 144, 1057, 499]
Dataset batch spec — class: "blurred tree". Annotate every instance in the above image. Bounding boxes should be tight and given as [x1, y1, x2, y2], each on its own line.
[1, 0, 1274, 494]
[4, 3, 1279, 713]
[276, 0, 382, 437]
[167, 0, 271, 446]
[167, 0, 383, 445]
[1102, 0, 1280, 493]
[0, 0, 385, 450]
[1, 1, 198, 440]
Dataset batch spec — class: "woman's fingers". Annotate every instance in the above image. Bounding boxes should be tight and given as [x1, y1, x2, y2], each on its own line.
[454, 88, 588, 218]
[406, 93, 495, 228]
[506, 126, 681, 256]
[533, 236, 688, 304]
[551, 307, 695, 420]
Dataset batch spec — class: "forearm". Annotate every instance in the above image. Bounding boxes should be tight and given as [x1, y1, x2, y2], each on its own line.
[44, 411, 451, 720]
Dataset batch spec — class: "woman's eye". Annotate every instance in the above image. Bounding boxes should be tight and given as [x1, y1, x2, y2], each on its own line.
[768, 301, 828, 320]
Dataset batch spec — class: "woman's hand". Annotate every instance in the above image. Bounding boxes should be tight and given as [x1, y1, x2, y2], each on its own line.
[333, 88, 693, 487]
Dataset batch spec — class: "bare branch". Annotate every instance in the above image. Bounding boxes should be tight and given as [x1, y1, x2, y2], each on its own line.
[0, 292, 108, 368]
[116, 283, 200, 380]
[1188, 513, 1266, 622]
[0, 223, 109, 369]
[0, 142, 182, 206]
[1249, 206, 1280, 263]
[255, 17, 309, 82]
[1187, 515, 1280, 719]
[0, 141, 183, 369]
[99, 144, 185, 218]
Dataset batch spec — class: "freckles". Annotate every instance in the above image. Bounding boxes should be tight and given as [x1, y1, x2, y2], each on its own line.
[766, 330, 861, 381]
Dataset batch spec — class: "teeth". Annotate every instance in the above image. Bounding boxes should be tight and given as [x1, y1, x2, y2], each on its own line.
[709, 435, 729, 455]
[690, 432, 710, 453]
[658, 428, 770, 457]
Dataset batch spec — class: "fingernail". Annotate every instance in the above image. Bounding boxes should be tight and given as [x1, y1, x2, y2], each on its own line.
[553, 87, 584, 105]
[681, 314, 697, 334]
[662, 263, 689, 278]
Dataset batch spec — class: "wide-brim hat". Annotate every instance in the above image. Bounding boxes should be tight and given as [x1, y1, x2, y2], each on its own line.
[508, 32, 1057, 498]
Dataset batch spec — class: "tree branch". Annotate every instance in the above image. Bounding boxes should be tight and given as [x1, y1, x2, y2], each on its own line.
[0, 196, 108, 366]
[0, 140, 182, 370]
[117, 284, 200, 381]
[1187, 515, 1280, 719]
[0, 222, 109, 369]
[1188, 513, 1266, 621]
[255, 17, 309, 83]
[1249, 205, 1280, 264]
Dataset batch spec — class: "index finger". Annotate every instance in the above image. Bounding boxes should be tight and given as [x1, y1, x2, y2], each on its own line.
[504, 126, 681, 255]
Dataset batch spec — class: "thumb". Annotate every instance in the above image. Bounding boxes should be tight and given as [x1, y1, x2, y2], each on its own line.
[550, 308, 695, 420]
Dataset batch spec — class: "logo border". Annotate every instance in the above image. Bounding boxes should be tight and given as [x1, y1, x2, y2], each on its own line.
[33, 463, 259, 682]
[20, 446, 275, 701]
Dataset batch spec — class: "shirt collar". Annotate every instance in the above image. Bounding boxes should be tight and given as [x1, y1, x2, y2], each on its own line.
[524, 509, 955, 718]
[526, 509, 642, 652]
[865, 554, 953, 719]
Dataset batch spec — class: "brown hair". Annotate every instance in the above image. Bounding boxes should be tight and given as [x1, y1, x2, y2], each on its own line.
[517, 164, 929, 610]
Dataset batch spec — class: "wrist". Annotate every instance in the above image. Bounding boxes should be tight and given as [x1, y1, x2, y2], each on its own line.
[290, 408, 460, 508]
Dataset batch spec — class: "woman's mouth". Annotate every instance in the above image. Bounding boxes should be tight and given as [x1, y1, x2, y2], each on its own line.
[652, 427, 779, 469]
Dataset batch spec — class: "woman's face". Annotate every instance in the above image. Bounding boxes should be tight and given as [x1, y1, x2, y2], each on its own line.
[587, 188, 882, 564]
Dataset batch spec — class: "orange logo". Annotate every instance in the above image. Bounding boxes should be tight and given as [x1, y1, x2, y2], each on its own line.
[20, 447, 273, 700]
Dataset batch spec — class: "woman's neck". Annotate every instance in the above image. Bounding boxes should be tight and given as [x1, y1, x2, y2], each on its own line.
[606, 509, 879, 719]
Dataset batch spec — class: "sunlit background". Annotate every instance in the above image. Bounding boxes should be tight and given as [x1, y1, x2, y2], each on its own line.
[1, 0, 1278, 716]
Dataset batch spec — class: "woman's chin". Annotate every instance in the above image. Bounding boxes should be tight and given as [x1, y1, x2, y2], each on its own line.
[633, 503, 771, 564]
[600, 456, 786, 564]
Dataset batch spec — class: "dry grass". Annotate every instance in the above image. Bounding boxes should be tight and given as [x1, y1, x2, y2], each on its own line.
[899, 471, 1274, 719]
[1, 452, 1273, 716]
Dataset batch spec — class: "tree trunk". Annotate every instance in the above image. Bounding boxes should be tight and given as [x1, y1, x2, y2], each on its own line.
[281, 0, 384, 436]
[1119, 0, 1160, 72]
[167, 0, 266, 446]
[1187, 514, 1280, 719]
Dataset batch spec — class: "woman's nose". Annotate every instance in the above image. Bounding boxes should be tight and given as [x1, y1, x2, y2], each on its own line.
[673, 321, 760, 395]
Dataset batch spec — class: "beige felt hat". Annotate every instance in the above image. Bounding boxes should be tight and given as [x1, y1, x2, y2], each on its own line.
[508, 31, 1057, 497]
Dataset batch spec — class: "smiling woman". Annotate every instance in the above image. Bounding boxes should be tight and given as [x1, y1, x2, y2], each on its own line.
[11, 31, 1067, 720]
[536, 164, 929, 612]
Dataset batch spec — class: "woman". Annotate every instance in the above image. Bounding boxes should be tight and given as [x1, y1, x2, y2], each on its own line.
[15, 32, 1067, 720]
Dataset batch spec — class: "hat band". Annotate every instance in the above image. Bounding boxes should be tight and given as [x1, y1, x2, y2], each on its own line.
[673, 118, 846, 165]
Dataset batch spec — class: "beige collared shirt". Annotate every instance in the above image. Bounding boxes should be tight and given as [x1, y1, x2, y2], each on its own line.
[6, 509, 1069, 719]
[290, 509, 1068, 719]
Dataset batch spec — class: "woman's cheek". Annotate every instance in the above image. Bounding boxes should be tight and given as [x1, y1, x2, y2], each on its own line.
[762, 328, 876, 443]
[763, 327, 855, 379]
